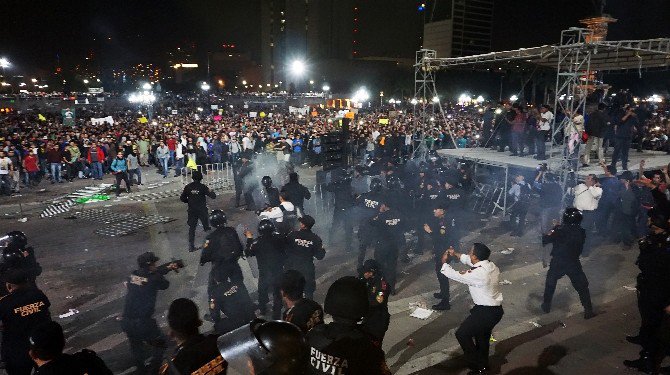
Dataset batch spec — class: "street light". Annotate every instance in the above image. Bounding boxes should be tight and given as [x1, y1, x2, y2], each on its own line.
[410, 98, 418, 105]
[510, 94, 518, 102]
[432, 96, 440, 103]
[322, 84, 330, 92]
[142, 82, 152, 90]
[290, 60, 306, 77]
[242, 80, 247, 85]
[0, 58, 9, 69]
[352, 87, 370, 106]
[83, 79, 89, 84]
[201, 82, 211, 91]
[31, 78, 37, 83]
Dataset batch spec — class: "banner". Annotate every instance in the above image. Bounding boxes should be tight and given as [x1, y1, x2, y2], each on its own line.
[88, 87, 104, 94]
[289, 106, 309, 115]
[344, 112, 355, 119]
[139, 116, 148, 124]
[379, 118, 389, 125]
[90, 116, 114, 125]
[210, 104, 219, 110]
[61, 108, 75, 126]
[213, 115, 222, 121]
[38, 114, 46, 122]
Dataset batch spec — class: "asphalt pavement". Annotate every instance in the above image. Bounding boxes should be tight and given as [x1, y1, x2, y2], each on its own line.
[0, 164, 662, 374]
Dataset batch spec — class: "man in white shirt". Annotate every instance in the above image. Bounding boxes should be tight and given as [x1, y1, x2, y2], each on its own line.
[0, 151, 13, 195]
[440, 243, 503, 375]
[572, 174, 602, 233]
[536, 105, 553, 160]
[259, 192, 297, 235]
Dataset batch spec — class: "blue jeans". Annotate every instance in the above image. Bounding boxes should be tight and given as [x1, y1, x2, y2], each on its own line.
[169, 150, 175, 166]
[91, 162, 103, 179]
[174, 158, 184, 176]
[128, 168, 142, 185]
[159, 157, 169, 177]
[50, 163, 62, 182]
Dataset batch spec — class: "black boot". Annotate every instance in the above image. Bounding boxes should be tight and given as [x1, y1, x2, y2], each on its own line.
[432, 300, 451, 310]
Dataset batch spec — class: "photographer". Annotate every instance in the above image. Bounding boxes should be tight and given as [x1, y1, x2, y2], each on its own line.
[508, 174, 531, 237]
[120, 252, 183, 375]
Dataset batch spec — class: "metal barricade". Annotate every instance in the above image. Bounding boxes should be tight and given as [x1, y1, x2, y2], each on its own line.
[180, 162, 234, 191]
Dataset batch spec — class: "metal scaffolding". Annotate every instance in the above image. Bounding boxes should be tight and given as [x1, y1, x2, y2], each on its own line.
[414, 26, 670, 203]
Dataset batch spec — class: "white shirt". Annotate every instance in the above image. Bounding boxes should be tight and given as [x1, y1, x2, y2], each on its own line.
[242, 136, 254, 151]
[572, 183, 602, 211]
[372, 130, 380, 141]
[568, 114, 584, 135]
[259, 201, 295, 222]
[441, 254, 503, 306]
[540, 111, 553, 131]
[0, 157, 11, 175]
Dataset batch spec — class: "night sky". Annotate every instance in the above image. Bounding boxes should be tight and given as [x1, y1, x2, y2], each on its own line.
[1, 0, 669, 74]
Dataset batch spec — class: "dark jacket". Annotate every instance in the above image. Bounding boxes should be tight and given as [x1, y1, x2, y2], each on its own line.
[281, 181, 312, 209]
[122, 268, 169, 319]
[585, 110, 608, 138]
[542, 224, 585, 262]
[180, 181, 216, 211]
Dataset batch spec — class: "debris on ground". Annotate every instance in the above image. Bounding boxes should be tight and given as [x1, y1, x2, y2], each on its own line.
[58, 309, 80, 319]
[501, 248, 514, 255]
[499, 279, 513, 285]
[410, 307, 434, 320]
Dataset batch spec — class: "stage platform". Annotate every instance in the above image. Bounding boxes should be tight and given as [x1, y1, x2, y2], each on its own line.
[438, 147, 670, 178]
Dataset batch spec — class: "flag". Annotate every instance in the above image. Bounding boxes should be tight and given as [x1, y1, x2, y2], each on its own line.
[139, 116, 148, 124]
[38, 114, 46, 121]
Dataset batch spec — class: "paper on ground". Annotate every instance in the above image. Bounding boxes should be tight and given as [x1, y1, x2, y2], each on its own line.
[410, 307, 434, 320]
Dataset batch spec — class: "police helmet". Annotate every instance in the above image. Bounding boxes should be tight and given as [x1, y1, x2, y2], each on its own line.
[167, 298, 202, 335]
[258, 219, 276, 235]
[361, 259, 381, 275]
[209, 209, 227, 228]
[191, 170, 203, 181]
[369, 178, 383, 193]
[218, 319, 307, 375]
[261, 176, 273, 188]
[0, 231, 27, 252]
[562, 207, 583, 225]
[387, 175, 402, 190]
[324, 276, 369, 321]
[137, 252, 160, 269]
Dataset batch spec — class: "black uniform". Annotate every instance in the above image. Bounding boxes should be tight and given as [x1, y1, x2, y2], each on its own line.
[233, 160, 252, 207]
[162, 334, 226, 375]
[34, 351, 111, 375]
[634, 233, 670, 364]
[210, 280, 255, 335]
[355, 191, 383, 268]
[282, 181, 312, 214]
[361, 274, 390, 345]
[285, 229, 326, 299]
[443, 186, 466, 210]
[246, 233, 286, 318]
[427, 213, 459, 305]
[541, 224, 594, 314]
[201, 226, 244, 296]
[0, 286, 51, 375]
[371, 209, 402, 291]
[0, 247, 42, 296]
[121, 268, 169, 374]
[283, 298, 324, 334]
[326, 178, 354, 252]
[306, 322, 391, 375]
[180, 180, 216, 249]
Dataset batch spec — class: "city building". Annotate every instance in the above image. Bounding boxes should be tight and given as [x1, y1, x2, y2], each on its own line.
[423, 0, 494, 58]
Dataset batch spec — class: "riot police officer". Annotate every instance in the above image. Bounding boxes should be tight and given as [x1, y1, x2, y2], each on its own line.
[259, 191, 298, 236]
[120, 252, 181, 375]
[359, 260, 391, 346]
[233, 155, 252, 208]
[0, 231, 42, 296]
[200, 210, 244, 296]
[541, 208, 595, 319]
[355, 178, 384, 271]
[305, 276, 391, 374]
[0, 270, 51, 375]
[424, 204, 460, 310]
[326, 168, 354, 252]
[370, 201, 402, 293]
[623, 213, 670, 373]
[443, 175, 466, 210]
[284, 215, 325, 299]
[281, 172, 312, 216]
[162, 298, 226, 374]
[259, 175, 280, 208]
[209, 269, 255, 335]
[280, 269, 324, 334]
[244, 219, 286, 319]
[180, 170, 217, 252]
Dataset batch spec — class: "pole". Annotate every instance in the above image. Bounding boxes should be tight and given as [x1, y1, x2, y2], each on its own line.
[499, 75, 504, 101]
[207, 52, 211, 80]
